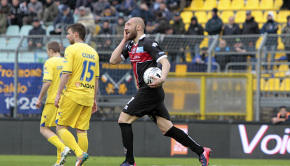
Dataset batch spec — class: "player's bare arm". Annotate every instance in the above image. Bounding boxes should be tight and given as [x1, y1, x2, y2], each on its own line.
[36, 82, 51, 109]
[55, 73, 70, 108]
[148, 58, 171, 88]
[110, 30, 129, 64]
[92, 78, 99, 114]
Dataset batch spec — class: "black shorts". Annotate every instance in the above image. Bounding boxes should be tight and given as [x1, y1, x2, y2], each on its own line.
[123, 87, 170, 122]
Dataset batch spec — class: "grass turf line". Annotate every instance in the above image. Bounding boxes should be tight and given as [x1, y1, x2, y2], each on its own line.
[0, 155, 289, 166]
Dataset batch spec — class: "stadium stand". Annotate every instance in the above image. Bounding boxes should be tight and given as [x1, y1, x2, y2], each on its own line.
[259, 0, 274, 10]
[1, 0, 290, 121]
[245, 0, 260, 10]
[217, 0, 231, 11]
[220, 11, 234, 23]
[5, 25, 19, 36]
[230, 0, 245, 10]
[203, 0, 217, 10]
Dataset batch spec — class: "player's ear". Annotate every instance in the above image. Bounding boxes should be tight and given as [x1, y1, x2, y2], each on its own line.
[136, 24, 142, 31]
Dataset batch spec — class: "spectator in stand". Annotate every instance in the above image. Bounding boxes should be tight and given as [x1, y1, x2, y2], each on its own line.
[281, 16, 290, 70]
[145, 22, 155, 34]
[75, 0, 92, 13]
[100, 5, 117, 23]
[93, 0, 110, 16]
[223, 16, 241, 35]
[281, 0, 290, 10]
[55, 0, 75, 12]
[215, 39, 230, 71]
[115, 14, 125, 35]
[192, 47, 217, 71]
[172, 12, 185, 34]
[242, 11, 259, 71]
[260, 11, 278, 71]
[156, 2, 172, 22]
[242, 11, 259, 48]
[205, 8, 223, 46]
[186, 16, 204, 35]
[164, 26, 186, 63]
[223, 16, 241, 47]
[77, 6, 95, 34]
[154, 11, 169, 34]
[28, 18, 46, 50]
[230, 38, 248, 71]
[0, 0, 11, 34]
[98, 20, 112, 34]
[40, 0, 58, 23]
[130, 2, 155, 23]
[186, 16, 204, 58]
[205, 8, 223, 36]
[272, 106, 290, 124]
[50, 5, 74, 35]
[8, 0, 28, 27]
[117, 0, 135, 16]
[152, 0, 163, 11]
[22, 0, 43, 25]
[166, 0, 180, 11]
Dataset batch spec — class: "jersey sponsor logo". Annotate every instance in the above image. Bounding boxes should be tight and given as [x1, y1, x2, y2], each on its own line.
[132, 47, 137, 54]
[76, 82, 95, 89]
[82, 53, 95, 60]
[152, 42, 158, 47]
[44, 72, 49, 74]
[136, 46, 144, 53]
[57, 66, 63, 70]
[75, 82, 81, 87]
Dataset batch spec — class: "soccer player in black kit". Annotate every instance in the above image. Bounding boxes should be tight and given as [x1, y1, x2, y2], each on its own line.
[110, 17, 212, 166]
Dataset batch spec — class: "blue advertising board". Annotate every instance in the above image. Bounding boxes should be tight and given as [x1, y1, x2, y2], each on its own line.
[99, 63, 137, 96]
[0, 63, 43, 114]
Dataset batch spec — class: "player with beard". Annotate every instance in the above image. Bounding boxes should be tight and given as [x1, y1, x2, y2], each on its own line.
[110, 17, 212, 166]
[54, 23, 99, 166]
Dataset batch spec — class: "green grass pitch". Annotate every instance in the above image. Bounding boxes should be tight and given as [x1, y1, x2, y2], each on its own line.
[0, 155, 289, 166]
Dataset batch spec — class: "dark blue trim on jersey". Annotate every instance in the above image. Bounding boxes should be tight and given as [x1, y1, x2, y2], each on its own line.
[62, 71, 72, 73]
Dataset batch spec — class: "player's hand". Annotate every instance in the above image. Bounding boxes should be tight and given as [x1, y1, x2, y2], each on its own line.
[54, 94, 61, 108]
[92, 100, 98, 114]
[123, 29, 129, 41]
[148, 76, 165, 88]
[35, 98, 41, 109]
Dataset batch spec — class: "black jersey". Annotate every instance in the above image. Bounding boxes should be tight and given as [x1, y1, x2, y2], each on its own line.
[121, 34, 167, 88]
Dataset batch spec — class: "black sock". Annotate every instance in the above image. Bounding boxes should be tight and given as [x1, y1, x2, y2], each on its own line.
[119, 123, 135, 164]
[165, 126, 204, 156]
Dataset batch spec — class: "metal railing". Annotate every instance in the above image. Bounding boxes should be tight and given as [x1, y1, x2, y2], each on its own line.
[2, 33, 290, 121]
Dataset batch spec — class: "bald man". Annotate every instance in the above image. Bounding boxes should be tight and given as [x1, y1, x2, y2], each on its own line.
[110, 17, 212, 166]
[223, 16, 241, 36]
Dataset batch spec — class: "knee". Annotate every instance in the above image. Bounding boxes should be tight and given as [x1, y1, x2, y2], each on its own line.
[118, 116, 127, 124]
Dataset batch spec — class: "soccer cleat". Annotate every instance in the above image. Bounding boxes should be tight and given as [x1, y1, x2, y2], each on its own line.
[199, 147, 212, 166]
[52, 164, 63, 166]
[75, 152, 89, 166]
[58, 146, 71, 165]
[120, 161, 137, 166]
